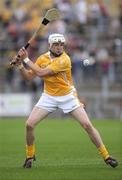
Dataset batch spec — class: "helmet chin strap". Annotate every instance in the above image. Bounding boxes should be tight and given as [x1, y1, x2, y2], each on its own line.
[50, 50, 62, 57]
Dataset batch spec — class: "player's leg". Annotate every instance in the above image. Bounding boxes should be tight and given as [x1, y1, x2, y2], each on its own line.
[23, 93, 57, 168]
[23, 106, 50, 168]
[70, 107, 104, 147]
[26, 106, 49, 146]
[70, 106, 118, 168]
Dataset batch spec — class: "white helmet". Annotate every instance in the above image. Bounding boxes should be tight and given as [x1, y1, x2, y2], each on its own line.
[48, 33, 65, 46]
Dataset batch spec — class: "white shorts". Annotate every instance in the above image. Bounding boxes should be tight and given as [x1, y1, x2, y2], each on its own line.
[35, 92, 81, 113]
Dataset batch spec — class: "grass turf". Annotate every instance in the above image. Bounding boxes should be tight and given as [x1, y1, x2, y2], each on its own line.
[0, 118, 122, 180]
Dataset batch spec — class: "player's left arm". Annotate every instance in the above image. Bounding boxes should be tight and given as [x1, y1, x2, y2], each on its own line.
[26, 60, 54, 77]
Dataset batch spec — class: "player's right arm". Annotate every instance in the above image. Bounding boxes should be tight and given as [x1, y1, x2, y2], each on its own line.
[16, 47, 55, 78]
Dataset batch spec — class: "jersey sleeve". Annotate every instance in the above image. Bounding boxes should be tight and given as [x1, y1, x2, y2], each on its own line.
[35, 56, 42, 66]
[48, 56, 71, 73]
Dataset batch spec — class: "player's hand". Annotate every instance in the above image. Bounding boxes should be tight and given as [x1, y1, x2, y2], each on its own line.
[10, 55, 24, 70]
[10, 47, 28, 66]
[18, 47, 28, 61]
[10, 55, 21, 67]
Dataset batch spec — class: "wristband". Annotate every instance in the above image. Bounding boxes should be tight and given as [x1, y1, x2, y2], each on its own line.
[23, 57, 30, 63]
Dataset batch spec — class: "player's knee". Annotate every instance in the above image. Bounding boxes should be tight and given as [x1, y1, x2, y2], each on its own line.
[26, 121, 34, 129]
[82, 122, 93, 132]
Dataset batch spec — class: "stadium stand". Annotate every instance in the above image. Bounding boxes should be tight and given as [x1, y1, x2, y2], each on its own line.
[0, 0, 122, 118]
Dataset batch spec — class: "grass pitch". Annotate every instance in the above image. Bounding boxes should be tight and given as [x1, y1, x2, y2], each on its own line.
[0, 118, 122, 180]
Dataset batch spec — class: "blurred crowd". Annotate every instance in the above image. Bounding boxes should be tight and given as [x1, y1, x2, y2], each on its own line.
[0, 0, 122, 93]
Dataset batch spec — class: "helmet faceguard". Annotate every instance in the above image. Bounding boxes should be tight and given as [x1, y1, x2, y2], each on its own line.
[48, 33, 65, 46]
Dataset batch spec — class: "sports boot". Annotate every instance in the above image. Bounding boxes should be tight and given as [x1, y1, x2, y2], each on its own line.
[23, 156, 36, 168]
[105, 156, 118, 168]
